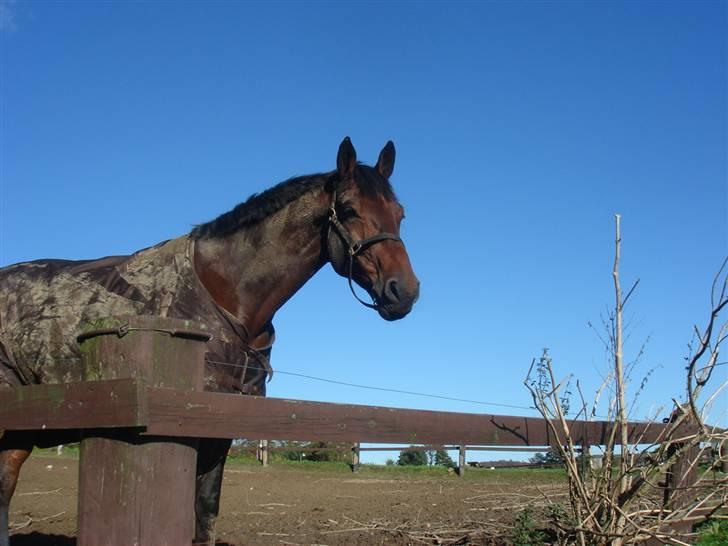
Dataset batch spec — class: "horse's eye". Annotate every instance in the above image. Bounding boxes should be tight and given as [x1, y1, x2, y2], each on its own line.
[338, 204, 360, 220]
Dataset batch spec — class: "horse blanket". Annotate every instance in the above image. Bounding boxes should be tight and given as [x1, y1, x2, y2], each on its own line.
[0, 236, 271, 394]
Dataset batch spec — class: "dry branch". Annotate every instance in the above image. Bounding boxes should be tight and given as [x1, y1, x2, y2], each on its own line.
[523, 217, 728, 545]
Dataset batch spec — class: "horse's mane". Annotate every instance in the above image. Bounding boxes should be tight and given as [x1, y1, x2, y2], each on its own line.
[190, 165, 395, 240]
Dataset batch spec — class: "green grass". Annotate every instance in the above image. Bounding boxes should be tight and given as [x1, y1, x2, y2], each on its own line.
[33, 446, 566, 483]
[226, 453, 566, 482]
[33, 445, 80, 459]
[696, 520, 728, 546]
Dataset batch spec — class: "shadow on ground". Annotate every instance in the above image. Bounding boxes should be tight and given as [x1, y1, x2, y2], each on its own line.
[11, 534, 236, 546]
[11, 534, 75, 546]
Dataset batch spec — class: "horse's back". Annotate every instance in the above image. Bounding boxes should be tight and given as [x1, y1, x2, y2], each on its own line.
[0, 254, 149, 386]
[0, 238, 194, 387]
[0, 236, 255, 395]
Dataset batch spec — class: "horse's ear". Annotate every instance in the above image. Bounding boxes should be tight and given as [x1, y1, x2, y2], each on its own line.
[337, 136, 357, 178]
[376, 140, 396, 180]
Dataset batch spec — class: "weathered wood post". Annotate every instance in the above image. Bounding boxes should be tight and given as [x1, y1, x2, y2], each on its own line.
[578, 419, 590, 480]
[644, 413, 702, 546]
[458, 444, 466, 476]
[76, 316, 209, 546]
[717, 438, 728, 473]
[662, 441, 700, 518]
[579, 443, 590, 480]
[259, 439, 269, 466]
[351, 442, 360, 472]
[642, 441, 701, 546]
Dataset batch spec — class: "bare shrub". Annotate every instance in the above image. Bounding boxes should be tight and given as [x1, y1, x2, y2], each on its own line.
[525, 215, 727, 546]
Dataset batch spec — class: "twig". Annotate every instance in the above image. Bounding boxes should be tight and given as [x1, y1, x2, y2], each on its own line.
[9, 511, 67, 533]
[16, 488, 62, 496]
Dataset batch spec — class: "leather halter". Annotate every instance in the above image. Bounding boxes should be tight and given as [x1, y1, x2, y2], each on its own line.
[327, 191, 403, 310]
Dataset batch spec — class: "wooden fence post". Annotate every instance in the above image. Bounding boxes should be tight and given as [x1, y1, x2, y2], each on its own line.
[351, 443, 360, 472]
[663, 441, 700, 515]
[458, 445, 466, 476]
[644, 413, 702, 545]
[641, 440, 701, 546]
[259, 439, 269, 466]
[579, 443, 590, 480]
[660, 411, 699, 513]
[76, 316, 209, 546]
[718, 439, 728, 473]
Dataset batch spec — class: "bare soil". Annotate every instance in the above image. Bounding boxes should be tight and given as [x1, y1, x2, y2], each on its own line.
[9, 454, 566, 545]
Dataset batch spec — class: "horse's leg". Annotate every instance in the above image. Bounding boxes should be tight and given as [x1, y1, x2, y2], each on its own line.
[194, 438, 232, 545]
[0, 434, 33, 546]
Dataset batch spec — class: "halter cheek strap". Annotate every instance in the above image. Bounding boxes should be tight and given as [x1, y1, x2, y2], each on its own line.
[327, 193, 403, 310]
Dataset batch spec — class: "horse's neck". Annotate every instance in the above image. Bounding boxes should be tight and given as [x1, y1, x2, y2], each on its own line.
[193, 190, 329, 340]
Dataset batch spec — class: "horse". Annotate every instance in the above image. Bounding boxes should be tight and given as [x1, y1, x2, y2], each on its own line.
[0, 137, 419, 546]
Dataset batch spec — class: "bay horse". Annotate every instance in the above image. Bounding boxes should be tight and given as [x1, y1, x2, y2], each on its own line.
[0, 137, 419, 545]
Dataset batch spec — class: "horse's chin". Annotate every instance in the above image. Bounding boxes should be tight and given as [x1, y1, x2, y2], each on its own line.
[377, 304, 412, 322]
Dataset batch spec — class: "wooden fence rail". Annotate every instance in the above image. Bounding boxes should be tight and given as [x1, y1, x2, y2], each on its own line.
[0, 377, 681, 447]
[0, 316, 709, 546]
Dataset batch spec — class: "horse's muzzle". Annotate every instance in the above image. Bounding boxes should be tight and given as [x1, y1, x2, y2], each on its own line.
[376, 276, 420, 321]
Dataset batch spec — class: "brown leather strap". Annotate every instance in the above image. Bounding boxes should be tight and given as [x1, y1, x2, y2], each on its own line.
[327, 196, 403, 310]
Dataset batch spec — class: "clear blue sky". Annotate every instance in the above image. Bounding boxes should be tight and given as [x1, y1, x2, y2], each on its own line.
[1, 1, 726, 462]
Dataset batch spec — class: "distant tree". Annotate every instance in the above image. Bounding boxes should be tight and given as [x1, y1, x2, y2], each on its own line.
[397, 448, 428, 466]
[530, 447, 564, 466]
[301, 441, 351, 462]
[277, 440, 305, 461]
[434, 449, 456, 469]
[229, 439, 255, 457]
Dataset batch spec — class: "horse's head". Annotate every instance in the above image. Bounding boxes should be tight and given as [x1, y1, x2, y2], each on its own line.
[326, 137, 420, 321]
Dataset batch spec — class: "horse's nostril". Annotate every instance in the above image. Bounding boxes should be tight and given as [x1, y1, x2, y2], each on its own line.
[385, 279, 400, 304]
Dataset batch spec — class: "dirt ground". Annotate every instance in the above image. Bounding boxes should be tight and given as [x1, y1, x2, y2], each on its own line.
[9, 454, 567, 546]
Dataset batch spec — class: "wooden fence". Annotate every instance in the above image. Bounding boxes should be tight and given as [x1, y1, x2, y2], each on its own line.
[245, 440, 582, 471]
[0, 317, 707, 546]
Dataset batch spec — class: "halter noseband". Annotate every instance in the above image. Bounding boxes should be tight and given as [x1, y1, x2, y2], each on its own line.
[327, 192, 403, 310]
